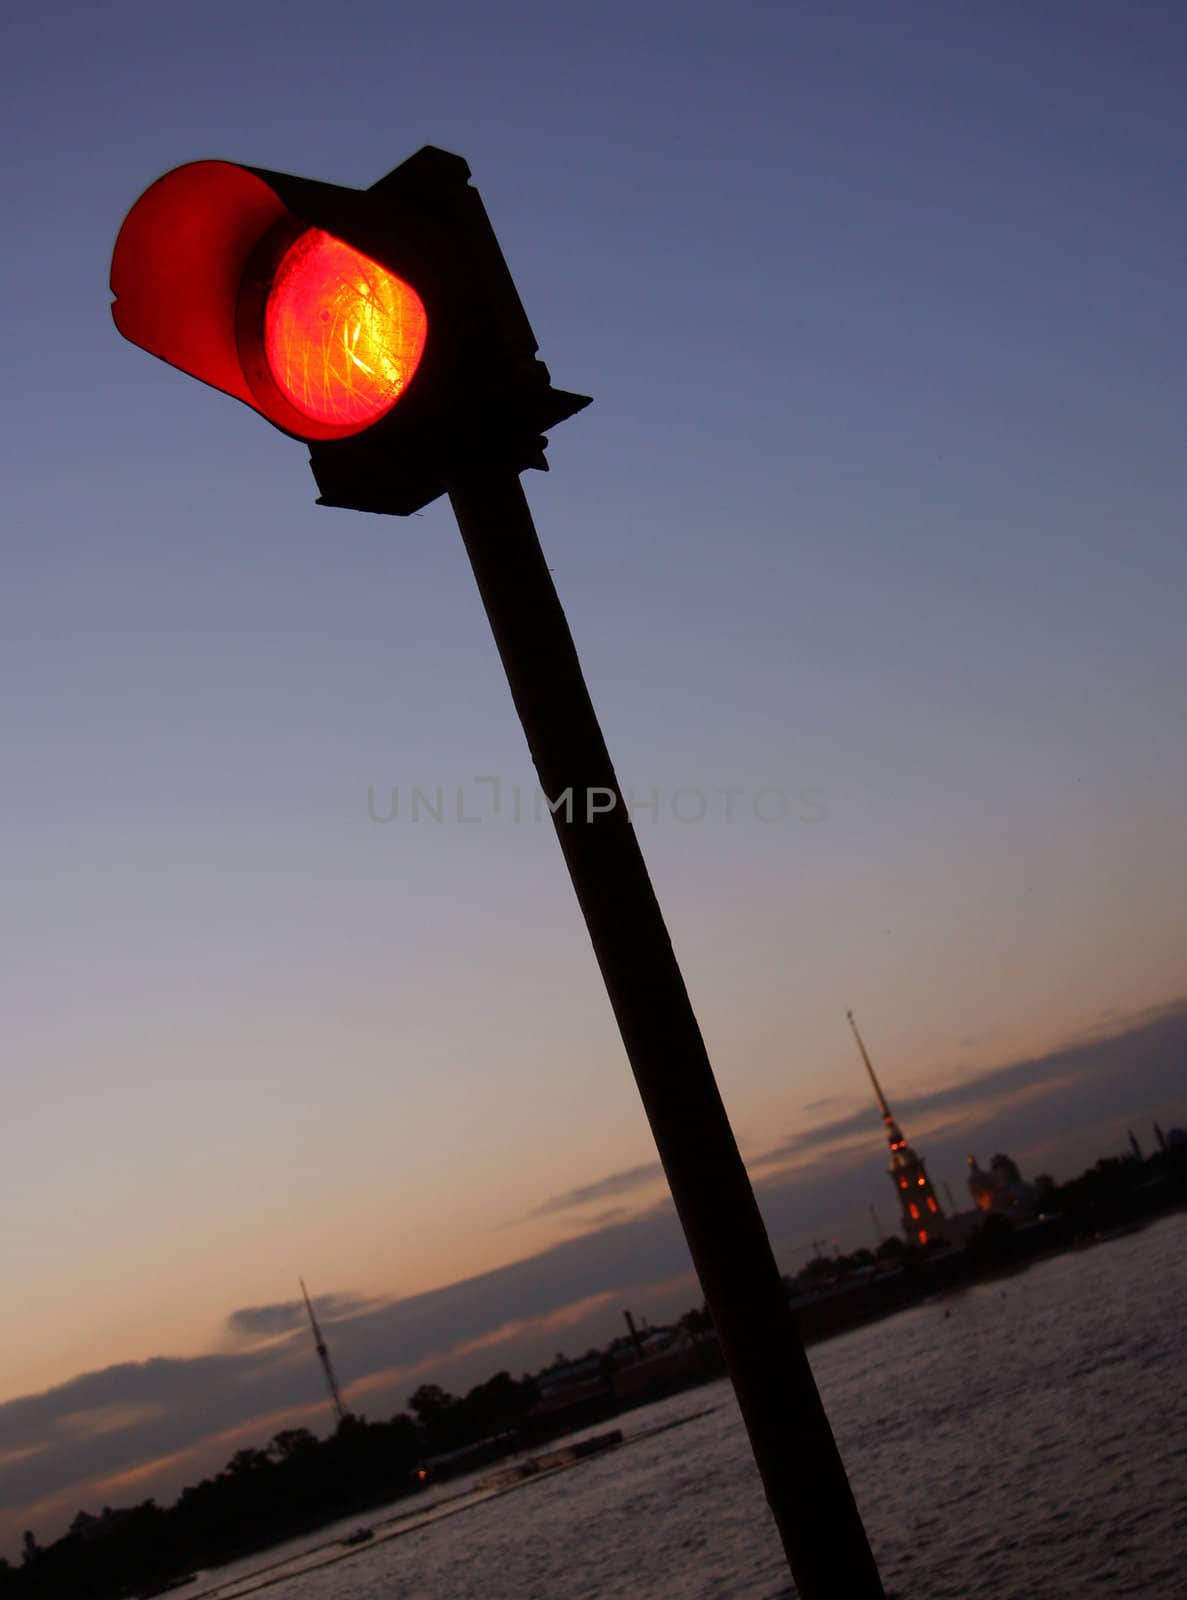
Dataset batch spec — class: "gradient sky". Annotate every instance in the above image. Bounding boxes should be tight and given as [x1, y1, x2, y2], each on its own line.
[2, 0, 1185, 1555]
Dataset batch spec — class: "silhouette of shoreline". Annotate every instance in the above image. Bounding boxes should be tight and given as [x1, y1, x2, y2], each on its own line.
[4, 1140, 1184, 1600]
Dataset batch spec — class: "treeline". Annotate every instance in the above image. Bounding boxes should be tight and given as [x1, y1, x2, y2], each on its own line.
[0, 1371, 538, 1600]
[1043, 1141, 1186, 1234]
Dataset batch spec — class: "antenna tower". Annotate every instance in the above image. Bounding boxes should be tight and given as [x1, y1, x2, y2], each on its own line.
[300, 1277, 348, 1426]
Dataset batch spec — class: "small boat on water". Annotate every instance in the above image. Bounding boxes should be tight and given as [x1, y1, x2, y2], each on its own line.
[340, 1526, 374, 1547]
[475, 1429, 624, 1491]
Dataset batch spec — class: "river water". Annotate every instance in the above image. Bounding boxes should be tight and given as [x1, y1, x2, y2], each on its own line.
[200, 1211, 1187, 1599]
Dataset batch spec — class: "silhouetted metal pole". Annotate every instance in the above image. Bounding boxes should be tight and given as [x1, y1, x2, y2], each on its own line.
[447, 467, 885, 1599]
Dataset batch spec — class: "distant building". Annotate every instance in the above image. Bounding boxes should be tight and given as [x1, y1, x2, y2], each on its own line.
[967, 1152, 1038, 1216]
[847, 1011, 947, 1247]
[532, 1326, 708, 1415]
[534, 1350, 606, 1403]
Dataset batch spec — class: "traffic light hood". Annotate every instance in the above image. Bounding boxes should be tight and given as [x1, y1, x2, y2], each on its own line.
[110, 147, 589, 512]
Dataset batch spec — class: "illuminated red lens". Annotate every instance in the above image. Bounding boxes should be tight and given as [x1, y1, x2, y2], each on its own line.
[264, 230, 427, 431]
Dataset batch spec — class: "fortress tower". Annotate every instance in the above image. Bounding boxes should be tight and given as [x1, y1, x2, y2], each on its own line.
[847, 1011, 946, 1247]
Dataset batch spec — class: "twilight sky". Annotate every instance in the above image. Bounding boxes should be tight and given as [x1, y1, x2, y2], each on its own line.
[2, 0, 1185, 1555]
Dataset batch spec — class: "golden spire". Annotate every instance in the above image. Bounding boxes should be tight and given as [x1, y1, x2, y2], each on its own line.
[847, 1009, 894, 1125]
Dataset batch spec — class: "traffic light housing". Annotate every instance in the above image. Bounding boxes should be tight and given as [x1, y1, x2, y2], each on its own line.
[110, 146, 589, 514]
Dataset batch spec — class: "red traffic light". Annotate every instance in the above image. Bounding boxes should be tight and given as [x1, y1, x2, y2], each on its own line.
[260, 229, 427, 433]
[110, 148, 589, 513]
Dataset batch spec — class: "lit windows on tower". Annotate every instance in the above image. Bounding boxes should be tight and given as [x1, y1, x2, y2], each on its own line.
[847, 1008, 949, 1251]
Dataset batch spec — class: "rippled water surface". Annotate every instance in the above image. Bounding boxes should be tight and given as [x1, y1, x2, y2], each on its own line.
[202, 1213, 1187, 1599]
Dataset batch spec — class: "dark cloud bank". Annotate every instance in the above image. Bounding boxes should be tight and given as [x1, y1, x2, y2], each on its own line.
[3, 999, 1183, 1545]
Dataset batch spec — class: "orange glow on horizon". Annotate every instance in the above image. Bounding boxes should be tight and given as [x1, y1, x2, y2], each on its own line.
[264, 230, 427, 431]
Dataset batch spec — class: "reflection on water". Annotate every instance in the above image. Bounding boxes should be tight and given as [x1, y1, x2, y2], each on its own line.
[201, 1213, 1187, 1600]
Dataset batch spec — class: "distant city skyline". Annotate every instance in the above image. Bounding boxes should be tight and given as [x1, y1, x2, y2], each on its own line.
[3, 996, 1184, 1554]
[3, 0, 1185, 1562]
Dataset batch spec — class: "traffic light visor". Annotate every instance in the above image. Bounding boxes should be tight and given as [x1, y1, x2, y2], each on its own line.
[111, 161, 426, 440]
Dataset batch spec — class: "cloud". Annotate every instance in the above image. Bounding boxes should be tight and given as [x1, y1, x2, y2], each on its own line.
[226, 1292, 377, 1344]
[519, 1161, 664, 1221]
[578, 1206, 632, 1230]
[0, 1352, 302, 1513]
[226, 1302, 308, 1342]
[57, 1405, 164, 1441]
[800, 1094, 844, 1113]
